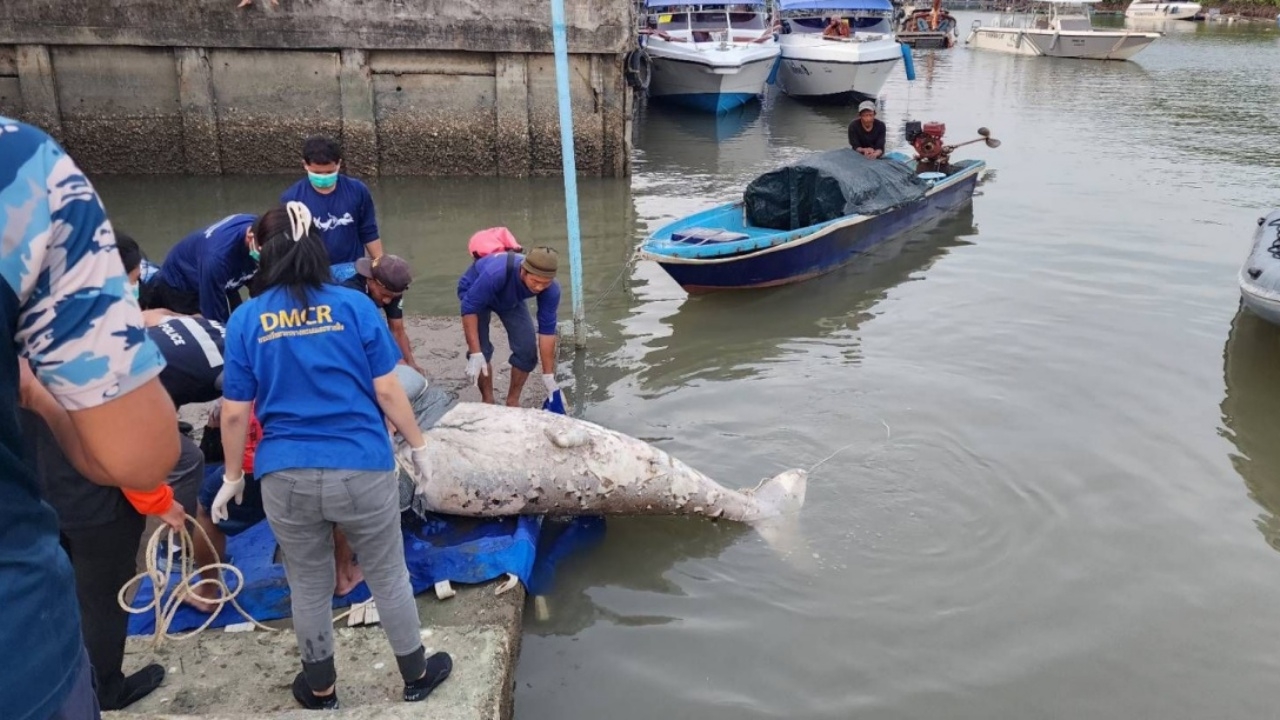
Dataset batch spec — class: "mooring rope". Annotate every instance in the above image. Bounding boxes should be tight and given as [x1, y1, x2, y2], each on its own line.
[119, 514, 363, 646]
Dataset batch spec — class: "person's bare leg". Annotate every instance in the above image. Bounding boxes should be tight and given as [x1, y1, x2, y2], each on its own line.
[333, 527, 364, 597]
[506, 367, 529, 407]
[185, 506, 226, 613]
[477, 362, 496, 404]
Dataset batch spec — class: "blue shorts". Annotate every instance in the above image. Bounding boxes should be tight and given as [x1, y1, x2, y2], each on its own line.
[478, 303, 537, 372]
[198, 465, 266, 537]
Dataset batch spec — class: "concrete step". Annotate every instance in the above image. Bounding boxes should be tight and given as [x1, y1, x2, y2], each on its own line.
[107, 582, 522, 720]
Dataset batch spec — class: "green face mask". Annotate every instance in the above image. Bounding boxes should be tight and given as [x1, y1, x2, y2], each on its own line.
[129, 282, 140, 301]
[249, 247, 260, 262]
[308, 170, 339, 190]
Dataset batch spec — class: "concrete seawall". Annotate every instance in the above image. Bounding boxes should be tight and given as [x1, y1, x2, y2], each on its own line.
[0, 0, 636, 177]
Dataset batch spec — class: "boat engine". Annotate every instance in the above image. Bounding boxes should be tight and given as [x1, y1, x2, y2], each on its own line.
[905, 120, 951, 173]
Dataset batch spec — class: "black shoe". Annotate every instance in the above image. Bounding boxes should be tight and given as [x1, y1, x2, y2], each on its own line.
[404, 652, 452, 702]
[100, 663, 165, 711]
[292, 672, 340, 710]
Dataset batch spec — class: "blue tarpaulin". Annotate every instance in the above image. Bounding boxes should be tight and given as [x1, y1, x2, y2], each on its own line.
[128, 470, 544, 635]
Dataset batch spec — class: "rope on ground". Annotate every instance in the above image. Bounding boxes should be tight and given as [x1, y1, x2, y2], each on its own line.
[119, 514, 363, 647]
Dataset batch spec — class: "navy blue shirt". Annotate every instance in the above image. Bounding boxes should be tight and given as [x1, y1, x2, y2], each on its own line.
[457, 252, 561, 335]
[0, 117, 167, 720]
[280, 176, 380, 265]
[150, 316, 227, 408]
[222, 284, 401, 477]
[156, 214, 258, 323]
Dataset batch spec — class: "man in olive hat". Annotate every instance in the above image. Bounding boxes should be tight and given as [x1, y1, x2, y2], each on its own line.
[457, 245, 562, 407]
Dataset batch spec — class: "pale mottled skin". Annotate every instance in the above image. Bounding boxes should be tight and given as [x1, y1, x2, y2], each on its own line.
[408, 403, 807, 523]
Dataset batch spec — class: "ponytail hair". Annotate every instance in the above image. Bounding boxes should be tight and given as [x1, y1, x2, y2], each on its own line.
[252, 202, 331, 307]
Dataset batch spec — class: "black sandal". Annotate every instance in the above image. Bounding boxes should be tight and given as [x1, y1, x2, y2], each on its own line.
[404, 651, 453, 702]
[292, 671, 340, 710]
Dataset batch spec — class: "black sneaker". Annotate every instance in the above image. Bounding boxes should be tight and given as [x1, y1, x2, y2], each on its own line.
[100, 663, 165, 710]
[292, 672, 340, 710]
[404, 651, 453, 702]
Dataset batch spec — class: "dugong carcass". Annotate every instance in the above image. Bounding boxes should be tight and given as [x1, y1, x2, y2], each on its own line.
[399, 402, 807, 525]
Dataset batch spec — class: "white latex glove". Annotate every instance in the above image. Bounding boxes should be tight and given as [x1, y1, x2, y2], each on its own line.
[465, 353, 488, 384]
[211, 471, 246, 524]
[407, 443, 433, 485]
[542, 373, 559, 394]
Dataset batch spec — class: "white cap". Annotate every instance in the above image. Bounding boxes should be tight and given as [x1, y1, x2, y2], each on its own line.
[857, 100, 877, 114]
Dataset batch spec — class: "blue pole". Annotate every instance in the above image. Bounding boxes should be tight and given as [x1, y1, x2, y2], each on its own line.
[900, 42, 916, 81]
[550, 0, 587, 347]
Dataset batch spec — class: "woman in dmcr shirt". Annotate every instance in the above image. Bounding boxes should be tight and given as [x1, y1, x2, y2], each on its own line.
[211, 202, 450, 709]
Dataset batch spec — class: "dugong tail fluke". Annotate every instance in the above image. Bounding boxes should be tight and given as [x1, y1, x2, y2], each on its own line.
[401, 402, 808, 526]
[744, 469, 808, 522]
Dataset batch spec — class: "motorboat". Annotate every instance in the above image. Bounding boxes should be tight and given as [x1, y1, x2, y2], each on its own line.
[1124, 0, 1201, 20]
[965, 0, 1161, 60]
[639, 0, 781, 114]
[898, 0, 959, 48]
[1239, 210, 1280, 326]
[637, 122, 998, 292]
[774, 0, 904, 103]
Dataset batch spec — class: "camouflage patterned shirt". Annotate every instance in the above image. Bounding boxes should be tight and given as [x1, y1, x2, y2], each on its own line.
[0, 116, 166, 719]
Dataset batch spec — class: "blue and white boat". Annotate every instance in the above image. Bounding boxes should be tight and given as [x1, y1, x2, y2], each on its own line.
[638, 148, 986, 293]
[775, 0, 902, 103]
[639, 0, 781, 114]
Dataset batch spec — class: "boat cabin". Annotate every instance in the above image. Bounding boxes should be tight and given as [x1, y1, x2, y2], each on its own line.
[984, 0, 1101, 30]
[776, 0, 895, 37]
[642, 1, 773, 43]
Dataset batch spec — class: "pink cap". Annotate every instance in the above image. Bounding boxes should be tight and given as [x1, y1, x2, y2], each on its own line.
[468, 227, 523, 259]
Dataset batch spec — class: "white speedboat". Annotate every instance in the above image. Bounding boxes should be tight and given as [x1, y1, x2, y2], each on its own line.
[640, 0, 781, 114]
[966, 0, 1160, 60]
[775, 0, 903, 103]
[1125, 0, 1201, 20]
[1240, 210, 1280, 327]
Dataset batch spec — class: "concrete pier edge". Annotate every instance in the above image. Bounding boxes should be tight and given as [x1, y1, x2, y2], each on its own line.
[106, 317, 556, 719]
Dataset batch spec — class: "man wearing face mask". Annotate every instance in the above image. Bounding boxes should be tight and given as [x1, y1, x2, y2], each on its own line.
[142, 213, 260, 324]
[280, 135, 383, 266]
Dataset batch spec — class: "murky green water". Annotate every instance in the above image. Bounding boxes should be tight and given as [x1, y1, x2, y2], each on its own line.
[96, 15, 1280, 718]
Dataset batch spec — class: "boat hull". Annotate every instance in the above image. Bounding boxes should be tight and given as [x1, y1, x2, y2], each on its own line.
[966, 26, 1158, 59]
[647, 46, 780, 113]
[1239, 210, 1280, 327]
[776, 36, 902, 101]
[644, 166, 982, 293]
[1125, 1, 1201, 20]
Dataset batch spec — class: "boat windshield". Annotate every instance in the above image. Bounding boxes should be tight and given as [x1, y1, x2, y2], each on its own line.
[780, 11, 892, 32]
[649, 4, 769, 32]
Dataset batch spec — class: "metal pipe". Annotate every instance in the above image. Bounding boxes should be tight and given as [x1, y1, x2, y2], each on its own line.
[550, 0, 587, 348]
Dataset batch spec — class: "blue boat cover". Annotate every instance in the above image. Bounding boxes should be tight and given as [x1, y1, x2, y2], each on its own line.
[127, 464, 546, 636]
[777, 0, 893, 11]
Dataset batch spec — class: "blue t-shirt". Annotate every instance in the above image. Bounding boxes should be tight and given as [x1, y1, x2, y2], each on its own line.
[457, 252, 561, 335]
[222, 284, 401, 477]
[280, 176, 380, 265]
[155, 213, 258, 323]
[0, 117, 166, 720]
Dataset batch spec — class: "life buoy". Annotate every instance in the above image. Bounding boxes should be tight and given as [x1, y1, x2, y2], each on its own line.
[625, 48, 652, 92]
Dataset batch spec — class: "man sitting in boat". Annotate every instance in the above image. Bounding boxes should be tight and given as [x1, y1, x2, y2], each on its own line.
[848, 100, 886, 159]
[822, 15, 850, 37]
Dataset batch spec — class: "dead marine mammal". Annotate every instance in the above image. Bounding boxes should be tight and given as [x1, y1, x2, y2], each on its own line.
[398, 402, 806, 524]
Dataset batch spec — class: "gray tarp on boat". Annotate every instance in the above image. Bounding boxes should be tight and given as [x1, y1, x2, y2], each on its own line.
[743, 148, 930, 231]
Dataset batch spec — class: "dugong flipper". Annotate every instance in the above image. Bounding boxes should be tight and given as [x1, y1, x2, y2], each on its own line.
[404, 402, 806, 524]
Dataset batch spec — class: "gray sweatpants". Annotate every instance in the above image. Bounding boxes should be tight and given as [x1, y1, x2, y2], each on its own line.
[260, 468, 423, 679]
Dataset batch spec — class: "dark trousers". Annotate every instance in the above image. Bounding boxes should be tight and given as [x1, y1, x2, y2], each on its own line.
[60, 509, 146, 708]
